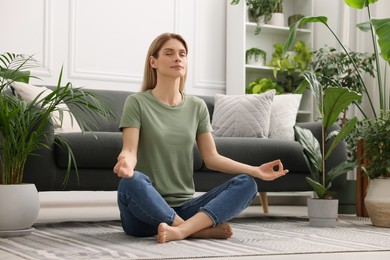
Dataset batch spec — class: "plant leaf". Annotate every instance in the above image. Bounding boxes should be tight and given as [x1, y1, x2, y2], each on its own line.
[371, 18, 390, 64]
[284, 16, 328, 52]
[344, 0, 378, 9]
[325, 117, 358, 160]
[306, 177, 329, 199]
[294, 125, 322, 181]
[323, 88, 362, 128]
[325, 161, 355, 188]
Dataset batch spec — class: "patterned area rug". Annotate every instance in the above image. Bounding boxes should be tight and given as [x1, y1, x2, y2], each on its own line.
[1, 216, 390, 259]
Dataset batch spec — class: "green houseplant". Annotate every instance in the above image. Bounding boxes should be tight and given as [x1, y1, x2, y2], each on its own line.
[293, 72, 361, 227]
[269, 41, 313, 93]
[231, 0, 284, 34]
[246, 48, 267, 66]
[284, 0, 390, 225]
[0, 53, 114, 232]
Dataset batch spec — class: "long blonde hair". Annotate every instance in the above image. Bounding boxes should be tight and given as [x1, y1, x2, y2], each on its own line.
[141, 33, 188, 92]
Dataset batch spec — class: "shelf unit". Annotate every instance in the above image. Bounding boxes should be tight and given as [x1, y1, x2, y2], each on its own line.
[226, 0, 314, 122]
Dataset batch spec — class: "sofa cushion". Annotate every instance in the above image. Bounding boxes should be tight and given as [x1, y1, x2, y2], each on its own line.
[211, 90, 275, 138]
[201, 137, 308, 173]
[55, 132, 204, 171]
[11, 82, 82, 133]
[269, 94, 302, 141]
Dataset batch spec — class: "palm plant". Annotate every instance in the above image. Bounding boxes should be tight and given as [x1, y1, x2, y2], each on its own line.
[0, 53, 114, 185]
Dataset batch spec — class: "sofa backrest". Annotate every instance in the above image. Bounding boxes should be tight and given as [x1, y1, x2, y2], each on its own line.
[65, 88, 215, 132]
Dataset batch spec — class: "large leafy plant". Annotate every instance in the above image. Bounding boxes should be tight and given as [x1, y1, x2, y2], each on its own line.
[294, 73, 361, 199]
[286, 0, 390, 190]
[0, 53, 114, 185]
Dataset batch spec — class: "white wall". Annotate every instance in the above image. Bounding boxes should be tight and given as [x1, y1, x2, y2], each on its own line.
[0, 0, 227, 95]
[1, 0, 388, 100]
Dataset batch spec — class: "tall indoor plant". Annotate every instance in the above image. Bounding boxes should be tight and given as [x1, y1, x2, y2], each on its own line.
[0, 53, 114, 233]
[293, 72, 360, 227]
[284, 0, 390, 225]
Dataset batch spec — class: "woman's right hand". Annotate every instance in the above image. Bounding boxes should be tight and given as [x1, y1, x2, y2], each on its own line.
[113, 155, 134, 178]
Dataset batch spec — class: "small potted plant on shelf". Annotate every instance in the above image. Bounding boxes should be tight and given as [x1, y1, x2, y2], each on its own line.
[231, 0, 276, 34]
[284, 0, 390, 226]
[268, 0, 284, 27]
[0, 53, 114, 235]
[246, 48, 266, 66]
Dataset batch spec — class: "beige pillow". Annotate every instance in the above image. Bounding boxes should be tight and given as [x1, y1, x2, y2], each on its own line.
[11, 82, 82, 133]
[211, 90, 275, 138]
[269, 94, 302, 140]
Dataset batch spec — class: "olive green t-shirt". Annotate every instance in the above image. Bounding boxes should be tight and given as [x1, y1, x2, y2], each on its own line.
[119, 90, 212, 207]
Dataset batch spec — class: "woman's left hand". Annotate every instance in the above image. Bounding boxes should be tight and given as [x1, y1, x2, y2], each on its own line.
[255, 160, 289, 181]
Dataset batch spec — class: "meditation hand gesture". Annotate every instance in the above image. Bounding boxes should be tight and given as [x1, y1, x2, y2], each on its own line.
[255, 160, 288, 181]
[113, 155, 134, 178]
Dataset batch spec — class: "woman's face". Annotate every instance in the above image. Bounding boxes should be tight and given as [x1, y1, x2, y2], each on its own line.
[150, 39, 187, 79]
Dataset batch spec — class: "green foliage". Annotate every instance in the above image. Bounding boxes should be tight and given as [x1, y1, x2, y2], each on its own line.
[360, 110, 390, 179]
[231, 0, 284, 34]
[267, 41, 313, 93]
[313, 46, 375, 95]
[0, 53, 115, 185]
[284, 0, 390, 181]
[246, 77, 283, 94]
[246, 48, 266, 64]
[269, 41, 313, 80]
[294, 72, 361, 199]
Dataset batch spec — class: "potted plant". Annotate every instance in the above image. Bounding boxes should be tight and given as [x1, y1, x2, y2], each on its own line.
[231, 0, 276, 34]
[293, 71, 360, 227]
[268, 0, 284, 27]
[361, 110, 390, 227]
[284, 0, 390, 224]
[246, 48, 267, 66]
[0, 53, 114, 235]
[269, 41, 313, 93]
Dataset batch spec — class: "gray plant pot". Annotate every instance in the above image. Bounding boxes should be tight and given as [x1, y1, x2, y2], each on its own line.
[307, 198, 339, 227]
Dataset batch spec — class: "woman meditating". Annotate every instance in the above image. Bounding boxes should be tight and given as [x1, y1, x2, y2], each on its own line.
[113, 32, 288, 243]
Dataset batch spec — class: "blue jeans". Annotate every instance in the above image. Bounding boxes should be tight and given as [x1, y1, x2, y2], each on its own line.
[117, 171, 258, 237]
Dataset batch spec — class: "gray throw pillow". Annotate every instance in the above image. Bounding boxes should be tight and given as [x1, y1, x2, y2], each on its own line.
[211, 90, 275, 138]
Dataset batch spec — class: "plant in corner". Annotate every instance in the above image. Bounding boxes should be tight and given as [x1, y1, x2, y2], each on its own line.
[284, 0, 390, 226]
[0, 53, 114, 233]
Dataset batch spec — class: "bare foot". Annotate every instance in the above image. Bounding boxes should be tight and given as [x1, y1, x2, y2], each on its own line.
[157, 223, 185, 243]
[157, 222, 233, 243]
[190, 223, 233, 239]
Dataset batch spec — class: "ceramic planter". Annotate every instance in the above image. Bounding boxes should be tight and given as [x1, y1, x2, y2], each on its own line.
[268, 13, 284, 27]
[307, 198, 339, 227]
[0, 184, 40, 235]
[365, 178, 390, 227]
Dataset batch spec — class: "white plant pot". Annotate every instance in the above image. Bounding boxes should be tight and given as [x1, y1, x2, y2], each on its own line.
[247, 54, 265, 66]
[0, 184, 40, 234]
[307, 198, 339, 227]
[268, 13, 285, 27]
[365, 178, 390, 227]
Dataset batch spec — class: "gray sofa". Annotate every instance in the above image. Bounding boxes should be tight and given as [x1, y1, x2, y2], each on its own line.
[23, 88, 348, 197]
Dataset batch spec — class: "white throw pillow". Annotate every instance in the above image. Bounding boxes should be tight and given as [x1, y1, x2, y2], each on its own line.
[11, 82, 82, 133]
[269, 94, 302, 141]
[212, 90, 275, 138]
